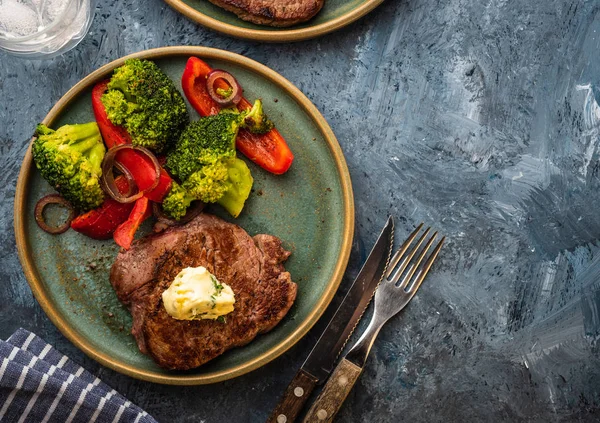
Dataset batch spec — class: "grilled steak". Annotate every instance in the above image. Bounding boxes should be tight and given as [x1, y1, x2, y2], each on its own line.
[110, 213, 297, 370]
[208, 0, 325, 27]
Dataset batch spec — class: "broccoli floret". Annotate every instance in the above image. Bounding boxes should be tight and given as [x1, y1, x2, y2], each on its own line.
[166, 113, 239, 181]
[163, 112, 254, 220]
[32, 122, 106, 211]
[102, 59, 189, 153]
[161, 182, 193, 221]
[216, 157, 254, 218]
[162, 157, 245, 220]
[216, 87, 234, 99]
[182, 159, 230, 203]
[241, 99, 274, 135]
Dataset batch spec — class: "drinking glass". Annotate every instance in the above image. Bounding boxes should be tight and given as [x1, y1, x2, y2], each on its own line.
[0, 0, 96, 59]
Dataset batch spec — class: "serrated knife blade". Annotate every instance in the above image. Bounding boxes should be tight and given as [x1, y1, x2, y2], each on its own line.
[267, 216, 394, 423]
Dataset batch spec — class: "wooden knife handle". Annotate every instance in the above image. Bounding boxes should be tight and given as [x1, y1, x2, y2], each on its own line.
[302, 358, 362, 423]
[267, 369, 319, 423]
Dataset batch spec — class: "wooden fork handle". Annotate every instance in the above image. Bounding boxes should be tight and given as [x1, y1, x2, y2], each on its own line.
[302, 359, 363, 423]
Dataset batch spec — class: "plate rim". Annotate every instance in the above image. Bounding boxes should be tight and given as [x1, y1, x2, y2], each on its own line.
[163, 0, 386, 42]
[14, 46, 354, 385]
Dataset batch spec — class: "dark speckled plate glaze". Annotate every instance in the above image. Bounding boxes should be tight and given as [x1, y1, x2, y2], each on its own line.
[164, 0, 385, 42]
[14, 47, 354, 385]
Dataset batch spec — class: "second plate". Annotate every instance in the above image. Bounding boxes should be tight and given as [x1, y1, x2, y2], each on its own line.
[164, 0, 385, 42]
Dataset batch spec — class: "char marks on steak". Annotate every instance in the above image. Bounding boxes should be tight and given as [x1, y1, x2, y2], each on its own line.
[110, 213, 297, 370]
[208, 0, 324, 27]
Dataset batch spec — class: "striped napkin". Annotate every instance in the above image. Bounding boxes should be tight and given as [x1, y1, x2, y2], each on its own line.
[0, 329, 157, 423]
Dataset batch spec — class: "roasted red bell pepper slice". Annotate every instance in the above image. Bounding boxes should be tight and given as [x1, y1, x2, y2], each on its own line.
[92, 81, 132, 146]
[181, 56, 294, 175]
[113, 196, 151, 250]
[92, 81, 173, 202]
[182, 58, 221, 117]
[70, 176, 134, 240]
[234, 98, 294, 175]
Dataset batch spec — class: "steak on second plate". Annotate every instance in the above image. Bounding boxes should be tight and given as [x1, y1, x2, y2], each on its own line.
[208, 0, 325, 27]
[110, 213, 297, 370]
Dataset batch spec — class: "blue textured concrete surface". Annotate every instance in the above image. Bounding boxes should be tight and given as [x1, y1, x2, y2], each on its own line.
[2, 0, 600, 421]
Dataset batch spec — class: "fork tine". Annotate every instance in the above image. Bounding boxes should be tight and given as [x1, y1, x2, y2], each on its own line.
[385, 223, 424, 278]
[389, 226, 431, 284]
[405, 236, 445, 293]
[397, 231, 438, 290]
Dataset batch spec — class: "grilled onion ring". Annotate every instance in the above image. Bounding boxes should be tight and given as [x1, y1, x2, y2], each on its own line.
[206, 70, 242, 107]
[152, 200, 206, 231]
[101, 145, 161, 203]
[34, 194, 75, 234]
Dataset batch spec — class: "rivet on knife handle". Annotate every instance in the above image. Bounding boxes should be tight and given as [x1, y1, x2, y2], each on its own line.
[301, 358, 362, 423]
[267, 369, 319, 423]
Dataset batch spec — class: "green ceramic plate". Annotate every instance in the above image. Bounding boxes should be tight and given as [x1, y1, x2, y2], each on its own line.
[14, 46, 354, 385]
[164, 0, 385, 42]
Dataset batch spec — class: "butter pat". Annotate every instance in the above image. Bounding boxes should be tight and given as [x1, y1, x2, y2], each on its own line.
[162, 266, 235, 320]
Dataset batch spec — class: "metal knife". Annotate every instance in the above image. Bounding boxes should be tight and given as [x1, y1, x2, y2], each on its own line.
[302, 225, 445, 423]
[267, 216, 394, 423]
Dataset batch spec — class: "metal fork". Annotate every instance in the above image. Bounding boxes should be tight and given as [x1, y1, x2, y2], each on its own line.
[344, 223, 445, 366]
[302, 223, 445, 423]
